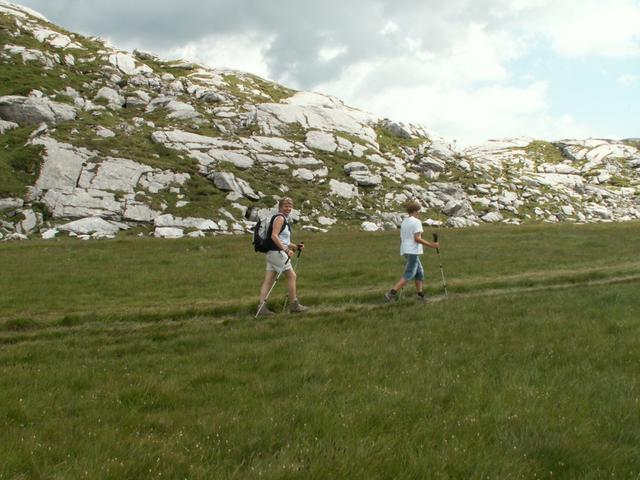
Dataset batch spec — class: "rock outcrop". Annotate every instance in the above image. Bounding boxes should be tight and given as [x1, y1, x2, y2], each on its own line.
[0, 1, 638, 241]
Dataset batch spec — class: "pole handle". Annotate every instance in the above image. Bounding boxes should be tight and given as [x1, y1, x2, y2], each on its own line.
[432, 233, 440, 254]
[296, 241, 304, 258]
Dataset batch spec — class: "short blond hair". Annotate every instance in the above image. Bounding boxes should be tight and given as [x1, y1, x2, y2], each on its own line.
[406, 200, 421, 214]
[278, 197, 293, 209]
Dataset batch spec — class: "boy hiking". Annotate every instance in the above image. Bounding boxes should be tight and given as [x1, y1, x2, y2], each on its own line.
[384, 200, 439, 303]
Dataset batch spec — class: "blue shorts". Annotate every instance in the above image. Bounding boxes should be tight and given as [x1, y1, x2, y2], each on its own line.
[403, 254, 424, 281]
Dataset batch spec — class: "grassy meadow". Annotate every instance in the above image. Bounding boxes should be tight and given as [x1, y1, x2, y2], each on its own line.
[1, 222, 640, 479]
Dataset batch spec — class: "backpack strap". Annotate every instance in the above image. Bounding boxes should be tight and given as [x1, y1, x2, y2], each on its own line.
[270, 213, 290, 234]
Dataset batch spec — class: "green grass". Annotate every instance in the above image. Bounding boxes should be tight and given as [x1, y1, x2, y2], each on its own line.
[374, 122, 425, 156]
[0, 125, 43, 197]
[1, 203, 640, 478]
[522, 140, 567, 165]
[0, 223, 640, 479]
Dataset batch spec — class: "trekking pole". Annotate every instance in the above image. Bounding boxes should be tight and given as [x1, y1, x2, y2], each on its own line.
[432, 233, 448, 299]
[282, 243, 303, 312]
[255, 254, 291, 318]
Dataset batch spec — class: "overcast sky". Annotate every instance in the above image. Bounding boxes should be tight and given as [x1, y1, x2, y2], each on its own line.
[15, 0, 640, 145]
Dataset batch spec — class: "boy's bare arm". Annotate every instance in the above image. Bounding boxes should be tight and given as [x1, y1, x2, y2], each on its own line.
[414, 233, 439, 249]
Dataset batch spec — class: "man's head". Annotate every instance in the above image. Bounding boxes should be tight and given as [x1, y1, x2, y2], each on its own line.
[406, 200, 421, 214]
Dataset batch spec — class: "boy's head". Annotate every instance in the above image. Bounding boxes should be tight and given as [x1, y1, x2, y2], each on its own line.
[406, 200, 421, 214]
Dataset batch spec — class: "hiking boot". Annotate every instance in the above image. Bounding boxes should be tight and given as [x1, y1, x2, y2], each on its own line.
[417, 293, 428, 303]
[384, 290, 399, 303]
[290, 300, 308, 313]
[256, 303, 275, 316]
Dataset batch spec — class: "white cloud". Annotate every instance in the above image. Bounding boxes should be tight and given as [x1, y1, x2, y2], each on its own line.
[618, 73, 638, 86]
[514, 0, 640, 58]
[158, 33, 273, 79]
[318, 45, 348, 62]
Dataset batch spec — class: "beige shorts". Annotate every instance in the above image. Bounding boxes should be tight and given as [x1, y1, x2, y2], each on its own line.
[266, 250, 292, 273]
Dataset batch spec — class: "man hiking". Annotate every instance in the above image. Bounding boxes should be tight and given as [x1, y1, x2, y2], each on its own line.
[384, 200, 439, 303]
[256, 197, 308, 316]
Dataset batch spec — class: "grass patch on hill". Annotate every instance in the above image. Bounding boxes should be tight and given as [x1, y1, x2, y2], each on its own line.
[0, 222, 639, 478]
[523, 140, 567, 165]
[375, 122, 424, 156]
[0, 125, 43, 197]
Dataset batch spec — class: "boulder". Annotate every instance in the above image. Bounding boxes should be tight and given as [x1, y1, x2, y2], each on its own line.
[0, 95, 76, 125]
[350, 171, 382, 187]
[211, 172, 259, 200]
[0, 198, 24, 211]
[41, 228, 58, 239]
[481, 211, 503, 223]
[95, 87, 125, 107]
[0, 119, 19, 134]
[329, 179, 359, 199]
[154, 227, 184, 239]
[344, 162, 368, 174]
[361, 221, 380, 232]
[59, 217, 121, 236]
[305, 130, 337, 152]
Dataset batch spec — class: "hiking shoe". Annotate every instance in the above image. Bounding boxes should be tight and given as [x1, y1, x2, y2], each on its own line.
[417, 293, 428, 303]
[384, 291, 399, 303]
[289, 300, 308, 313]
[256, 303, 275, 316]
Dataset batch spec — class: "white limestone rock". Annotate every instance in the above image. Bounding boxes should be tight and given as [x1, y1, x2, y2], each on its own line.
[108, 52, 152, 75]
[95, 87, 125, 107]
[59, 217, 121, 236]
[0, 95, 76, 125]
[350, 171, 382, 187]
[211, 172, 259, 200]
[166, 101, 199, 120]
[361, 221, 380, 232]
[305, 130, 337, 152]
[3, 44, 58, 67]
[329, 179, 359, 199]
[79, 158, 153, 193]
[96, 126, 115, 138]
[41, 228, 58, 239]
[138, 170, 189, 194]
[123, 203, 161, 222]
[207, 149, 254, 170]
[154, 214, 219, 231]
[0, 197, 24, 211]
[33, 137, 90, 190]
[344, 162, 368, 174]
[154, 227, 184, 239]
[42, 188, 123, 219]
[32, 27, 83, 49]
[317, 216, 337, 226]
[16, 209, 40, 234]
[0, 119, 19, 134]
[447, 217, 479, 228]
[292, 168, 315, 181]
[481, 211, 503, 223]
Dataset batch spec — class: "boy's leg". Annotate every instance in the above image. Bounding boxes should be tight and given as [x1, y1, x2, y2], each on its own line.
[414, 258, 426, 300]
[392, 277, 408, 292]
[386, 255, 417, 302]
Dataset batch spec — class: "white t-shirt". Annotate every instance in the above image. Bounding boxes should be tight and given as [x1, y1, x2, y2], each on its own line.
[400, 216, 423, 255]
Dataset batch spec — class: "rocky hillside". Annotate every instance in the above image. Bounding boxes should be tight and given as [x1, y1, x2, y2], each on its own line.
[1, 1, 639, 240]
